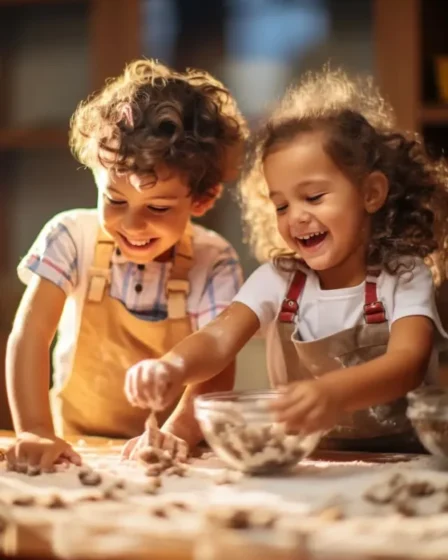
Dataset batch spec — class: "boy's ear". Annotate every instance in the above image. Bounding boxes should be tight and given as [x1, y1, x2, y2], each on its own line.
[363, 171, 389, 214]
[191, 184, 223, 217]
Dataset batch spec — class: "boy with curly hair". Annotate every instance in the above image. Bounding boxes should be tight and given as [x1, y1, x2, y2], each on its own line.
[5, 59, 247, 471]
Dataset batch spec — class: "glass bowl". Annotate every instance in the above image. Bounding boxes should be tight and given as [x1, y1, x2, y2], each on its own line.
[407, 386, 448, 458]
[194, 390, 322, 474]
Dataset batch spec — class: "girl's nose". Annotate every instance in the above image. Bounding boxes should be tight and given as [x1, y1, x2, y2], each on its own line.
[289, 203, 312, 226]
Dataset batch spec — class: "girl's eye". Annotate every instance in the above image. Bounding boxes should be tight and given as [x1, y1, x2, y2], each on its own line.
[275, 203, 288, 214]
[106, 195, 126, 205]
[307, 193, 324, 203]
[148, 205, 170, 214]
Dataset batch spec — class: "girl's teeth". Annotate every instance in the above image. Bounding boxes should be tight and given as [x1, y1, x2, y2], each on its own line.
[298, 231, 325, 240]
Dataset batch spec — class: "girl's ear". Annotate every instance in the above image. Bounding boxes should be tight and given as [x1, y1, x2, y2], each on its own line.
[363, 171, 389, 214]
[191, 184, 223, 217]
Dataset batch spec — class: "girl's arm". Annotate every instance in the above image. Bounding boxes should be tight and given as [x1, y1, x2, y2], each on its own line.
[319, 315, 433, 411]
[273, 315, 434, 430]
[6, 275, 66, 435]
[125, 302, 260, 409]
[161, 361, 236, 448]
[164, 302, 260, 385]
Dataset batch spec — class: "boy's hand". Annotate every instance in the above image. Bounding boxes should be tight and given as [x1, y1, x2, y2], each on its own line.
[5, 431, 82, 474]
[270, 380, 342, 434]
[121, 429, 189, 462]
[124, 359, 184, 411]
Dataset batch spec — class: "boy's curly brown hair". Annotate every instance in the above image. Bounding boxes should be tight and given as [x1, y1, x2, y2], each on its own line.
[70, 59, 248, 199]
[240, 67, 448, 284]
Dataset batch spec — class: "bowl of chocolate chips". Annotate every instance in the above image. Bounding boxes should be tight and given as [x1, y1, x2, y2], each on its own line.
[407, 386, 448, 458]
[194, 390, 322, 474]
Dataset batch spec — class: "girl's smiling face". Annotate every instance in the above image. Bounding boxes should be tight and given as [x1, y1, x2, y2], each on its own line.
[264, 132, 377, 288]
[96, 167, 210, 264]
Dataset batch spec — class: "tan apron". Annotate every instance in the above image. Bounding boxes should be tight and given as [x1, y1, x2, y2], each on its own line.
[51, 226, 193, 439]
[276, 269, 424, 452]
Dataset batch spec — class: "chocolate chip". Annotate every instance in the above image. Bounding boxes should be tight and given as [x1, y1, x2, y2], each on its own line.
[78, 468, 102, 487]
[12, 495, 35, 507]
[395, 500, 416, 517]
[152, 507, 168, 518]
[44, 495, 66, 509]
[408, 481, 436, 497]
[137, 264, 145, 270]
[135, 283, 143, 293]
[228, 510, 251, 529]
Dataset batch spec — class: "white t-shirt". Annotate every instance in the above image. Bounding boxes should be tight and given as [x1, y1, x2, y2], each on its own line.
[18, 209, 243, 389]
[234, 260, 447, 385]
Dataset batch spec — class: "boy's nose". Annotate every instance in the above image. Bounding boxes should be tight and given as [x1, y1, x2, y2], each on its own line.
[122, 209, 149, 233]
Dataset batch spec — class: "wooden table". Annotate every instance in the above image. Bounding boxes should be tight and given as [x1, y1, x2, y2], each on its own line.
[0, 431, 433, 560]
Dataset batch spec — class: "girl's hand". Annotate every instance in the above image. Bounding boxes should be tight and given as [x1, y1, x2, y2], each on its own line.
[120, 429, 189, 462]
[270, 380, 342, 434]
[124, 359, 185, 411]
[5, 431, 82, 474]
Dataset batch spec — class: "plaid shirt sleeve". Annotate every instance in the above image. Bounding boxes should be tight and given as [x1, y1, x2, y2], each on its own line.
[195, 245, 244, 330]
[18, 216, 79, 294]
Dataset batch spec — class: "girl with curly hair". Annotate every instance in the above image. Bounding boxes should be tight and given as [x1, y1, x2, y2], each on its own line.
[5, 59, 247, 471]
[125, 67, 448, 452]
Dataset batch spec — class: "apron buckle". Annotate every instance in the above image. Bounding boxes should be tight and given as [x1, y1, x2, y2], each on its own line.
[279, 298, 298, 323]
[363, 301, 386, 324]
[87, 268, 112, 303]
[166, 279, 190, 294]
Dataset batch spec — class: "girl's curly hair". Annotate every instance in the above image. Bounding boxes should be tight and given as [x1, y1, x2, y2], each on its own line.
[70, 59, 248, 198]
[240, 67, 448, 284]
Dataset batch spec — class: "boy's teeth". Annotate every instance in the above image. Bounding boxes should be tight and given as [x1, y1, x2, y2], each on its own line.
[128, 239, 150, 246]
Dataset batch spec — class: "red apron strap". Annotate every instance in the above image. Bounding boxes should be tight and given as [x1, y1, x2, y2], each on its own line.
[364, 269, 386, 324]
[279, 270, 307, 323]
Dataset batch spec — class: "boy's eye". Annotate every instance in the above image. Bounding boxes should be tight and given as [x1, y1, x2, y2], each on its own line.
[148, 205, 170, 214]
[307, 193, 324, 203]
[106, 195, 126, 205]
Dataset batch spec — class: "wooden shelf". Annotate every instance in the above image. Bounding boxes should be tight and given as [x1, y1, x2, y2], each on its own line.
[420, 104, 448, 125]
[0, 0, 84, 5]
[0, 127, 68, 150]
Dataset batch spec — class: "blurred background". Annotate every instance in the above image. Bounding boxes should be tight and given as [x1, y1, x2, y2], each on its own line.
[0, 0, 446, 429]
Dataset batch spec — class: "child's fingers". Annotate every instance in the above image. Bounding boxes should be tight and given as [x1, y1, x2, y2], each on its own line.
[129, 365, 151, 408]
[147, 428, 162, 449]
[275, 395, 316, 424]
[270, 388, 306, 412]
[11, 443, 29, 473]
[160, 434, 176, 455]
[124, 365, 139, 405]
[63, 448, 82, 466]
[176, 441, 189, 462]
[40, 450, 59, 473]
[120, 437, 137, 460]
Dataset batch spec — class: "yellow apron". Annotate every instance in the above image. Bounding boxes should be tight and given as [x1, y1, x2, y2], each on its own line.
[51, 225, 193, 438]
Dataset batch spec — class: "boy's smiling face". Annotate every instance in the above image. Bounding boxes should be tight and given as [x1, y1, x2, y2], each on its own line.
[96, 167, 211, 264]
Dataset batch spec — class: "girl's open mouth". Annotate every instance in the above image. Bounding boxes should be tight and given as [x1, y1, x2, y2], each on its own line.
[295, 231, 328, 248]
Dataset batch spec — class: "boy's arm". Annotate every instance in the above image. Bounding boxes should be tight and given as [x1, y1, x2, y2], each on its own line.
[6, 275, 66, 436]
[161, 361, 236, 448]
